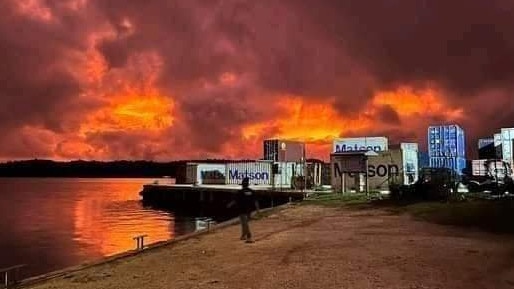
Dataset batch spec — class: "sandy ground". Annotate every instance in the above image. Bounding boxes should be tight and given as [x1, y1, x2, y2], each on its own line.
[30, 204, 514, 289]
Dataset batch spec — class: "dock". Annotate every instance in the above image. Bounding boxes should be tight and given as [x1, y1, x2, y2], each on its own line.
[140, 184, 307, 210]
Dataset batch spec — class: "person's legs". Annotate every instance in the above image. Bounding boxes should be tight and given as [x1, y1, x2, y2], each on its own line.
[245, 213, 253, 243]
[239, 214, 250, 240]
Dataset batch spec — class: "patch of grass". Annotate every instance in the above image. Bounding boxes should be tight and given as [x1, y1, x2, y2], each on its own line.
[301, 193, 371, 207]
[303, 192, 514, 234]
[374, 199, 514, 234]
[415, 200, 514, 234]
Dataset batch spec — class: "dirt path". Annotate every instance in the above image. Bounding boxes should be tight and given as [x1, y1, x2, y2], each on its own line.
[30, 204, 514, 289]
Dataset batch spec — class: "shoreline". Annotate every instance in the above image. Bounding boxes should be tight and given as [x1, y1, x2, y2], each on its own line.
[23, 201, 514, 289]
[19, 203, 291, 288]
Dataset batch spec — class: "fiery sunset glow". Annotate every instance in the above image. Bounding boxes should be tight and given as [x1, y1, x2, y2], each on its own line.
[372, 87, 464, 119]
[1, 0, 513, 160]
[83, 94, 174, 133]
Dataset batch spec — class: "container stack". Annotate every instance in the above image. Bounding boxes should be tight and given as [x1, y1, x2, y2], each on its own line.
[400, 143, 419, 185]
[498, 128, 514, 168]
[428, 124, 466, 174]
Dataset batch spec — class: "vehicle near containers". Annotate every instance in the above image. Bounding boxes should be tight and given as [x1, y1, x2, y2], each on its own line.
[464, 159, 514, 194]
[391, 167, 460, 201]
[333, 137, 388, 153]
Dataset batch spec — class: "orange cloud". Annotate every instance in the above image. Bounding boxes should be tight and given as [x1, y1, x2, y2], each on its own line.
[79, 50, 174, 134]
[243, 97, 371, 142]
[372, 86, 464, 119]
[239, 86, 463, 160]
[84, 95, 174, 133]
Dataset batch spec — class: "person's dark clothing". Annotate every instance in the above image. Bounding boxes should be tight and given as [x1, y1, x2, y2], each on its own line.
[239, 213, 251, 240]
[234, 186, 257, 242]
[236, 187, 256, 215]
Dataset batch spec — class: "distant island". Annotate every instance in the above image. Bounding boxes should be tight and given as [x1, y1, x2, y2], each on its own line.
[0, 159, 247, 178]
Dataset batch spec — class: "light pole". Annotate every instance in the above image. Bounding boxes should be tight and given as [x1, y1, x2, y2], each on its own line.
[302, 143, 307, 192]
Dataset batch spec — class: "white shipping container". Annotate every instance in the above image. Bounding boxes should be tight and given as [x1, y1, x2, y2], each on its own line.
[273, 162, 305, 188]
[471, 159, 488, 176]
[501, 128, 514, 167]
[501, 128, 514, 140]
[225, 161, 272, 185]
[195, 163, 226, 185]
[333, 137, 388, 153]
[401, 143, 419, 185]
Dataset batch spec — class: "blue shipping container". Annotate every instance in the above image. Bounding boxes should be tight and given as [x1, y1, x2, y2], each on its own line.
[418, 151, 430, 168]
[429, 156, 467, 175]
[428, 125, 466, 158]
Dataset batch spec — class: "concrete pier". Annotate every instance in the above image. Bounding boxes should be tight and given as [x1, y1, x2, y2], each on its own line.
[140, 184, 306, 211]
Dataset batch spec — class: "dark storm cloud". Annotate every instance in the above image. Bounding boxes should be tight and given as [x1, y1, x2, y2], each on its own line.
[293, 0, 514, 97]
[0, 1, 105, 136]
[93, 0, 242, 86]
[178, 83, 269, 152]
[376, 105, 401, 125]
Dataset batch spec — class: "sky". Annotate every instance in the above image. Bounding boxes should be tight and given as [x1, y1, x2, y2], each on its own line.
[1, 0, 514, 161]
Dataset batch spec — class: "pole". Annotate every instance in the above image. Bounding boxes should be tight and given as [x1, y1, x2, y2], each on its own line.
[303, 143, 307, 192]
[365, 157, 369, 197]
[341, 172, 346, 195]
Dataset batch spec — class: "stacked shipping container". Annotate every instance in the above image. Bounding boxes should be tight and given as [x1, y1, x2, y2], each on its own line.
[500, 128, 514, 168]
[428, 124, 466, 174]
[333, 137, 388, 153]
[263, 139, 305, 162]
[401, 143, 419, 185]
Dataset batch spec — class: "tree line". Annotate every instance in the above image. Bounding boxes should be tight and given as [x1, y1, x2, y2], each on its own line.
[0, 159, 238, 178]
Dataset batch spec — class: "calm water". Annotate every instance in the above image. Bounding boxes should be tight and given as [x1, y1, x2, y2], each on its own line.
[0, 178, 207, 279]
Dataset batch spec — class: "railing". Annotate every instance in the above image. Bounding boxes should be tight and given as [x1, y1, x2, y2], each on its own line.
[1, 264, 26, 288]
[196, 218, 216, 231]
[133, 235, 148, 251]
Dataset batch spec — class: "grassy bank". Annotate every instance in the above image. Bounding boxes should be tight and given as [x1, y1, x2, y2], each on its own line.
[303, 192, 514, 234]
[301, 192, 371, 207]
[392, 200, 514, 234]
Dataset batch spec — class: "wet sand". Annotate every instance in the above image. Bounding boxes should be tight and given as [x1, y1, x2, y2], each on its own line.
[30, 204, 514, 289]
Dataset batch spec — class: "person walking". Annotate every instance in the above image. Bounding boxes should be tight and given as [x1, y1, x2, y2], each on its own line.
[228, 177, 260, 243]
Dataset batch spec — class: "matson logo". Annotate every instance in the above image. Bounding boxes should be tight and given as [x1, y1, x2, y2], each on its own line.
[201, 170, 225, 180]
[229, 169, 269, 180]
[334, 163, 399, 178]
[335, 144, 383, 152]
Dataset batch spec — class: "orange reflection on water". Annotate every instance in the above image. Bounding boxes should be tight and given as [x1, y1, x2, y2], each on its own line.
[73, 179, 174, 257]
